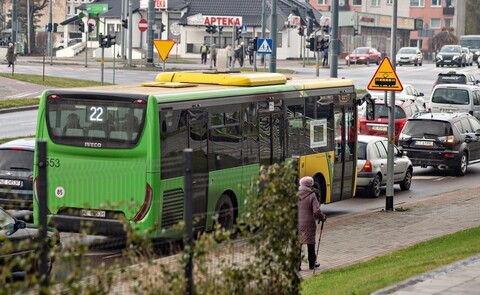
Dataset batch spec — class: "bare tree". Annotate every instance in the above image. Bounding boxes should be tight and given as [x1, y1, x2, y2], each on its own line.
[430, 27, 458, 52]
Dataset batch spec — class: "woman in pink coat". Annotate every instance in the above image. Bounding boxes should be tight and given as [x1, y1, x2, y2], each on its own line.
[298, 176, 326, 270]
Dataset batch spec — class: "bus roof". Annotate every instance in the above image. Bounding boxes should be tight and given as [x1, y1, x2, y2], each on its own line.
[56, 72, 355, 103]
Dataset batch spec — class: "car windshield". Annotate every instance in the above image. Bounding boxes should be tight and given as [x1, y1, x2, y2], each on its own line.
[0, 149, 33, 170]
[0, 209, 15, 228]
[402, 120, 452, 137]
[353, 48, 369, 54]
[357, 142, 367, 160]
[431, 88, 469, 105]
[440, 46, 460, 53]
[398, 48, 416, 54]
[437, 75, 467, 84]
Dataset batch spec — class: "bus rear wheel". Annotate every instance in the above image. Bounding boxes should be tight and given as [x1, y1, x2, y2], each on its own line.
[215, 194, 235, 230]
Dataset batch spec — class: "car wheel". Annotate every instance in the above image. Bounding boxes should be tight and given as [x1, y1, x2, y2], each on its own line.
[436, 63, 439, 67]
[400, 168, 412, 191]
[419, 62, 422, 66]
[368, 174, 382, 198]
[455, 152, 468, 176]
[376, 58, 380, 65]
[215, 194, 235, 230]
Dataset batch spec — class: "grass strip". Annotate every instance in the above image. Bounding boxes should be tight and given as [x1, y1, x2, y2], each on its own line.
[301, 226, 480, 295]
[0, 73, 108, 88]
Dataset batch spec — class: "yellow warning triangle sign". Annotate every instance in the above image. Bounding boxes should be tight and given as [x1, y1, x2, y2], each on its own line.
[367, 57, 403, 92]
[153, 39, 176, 62]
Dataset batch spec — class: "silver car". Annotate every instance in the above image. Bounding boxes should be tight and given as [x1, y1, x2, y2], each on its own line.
[396, 47, 423, 66]
[357, 135, 413, 197]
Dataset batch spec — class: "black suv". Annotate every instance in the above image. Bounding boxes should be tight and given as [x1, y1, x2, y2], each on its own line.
[432, 70, 480, 89]
[0, 138, 35, 211]
[398, 113, 480, 176]
[435, 45, 466, 67]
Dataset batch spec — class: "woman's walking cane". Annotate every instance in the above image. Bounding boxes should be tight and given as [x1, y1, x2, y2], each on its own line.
[313, 220, 325, 275]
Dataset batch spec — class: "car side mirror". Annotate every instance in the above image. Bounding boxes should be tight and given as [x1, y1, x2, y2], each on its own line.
[418, 92, 424, 97]
[5, 220, 26, 236]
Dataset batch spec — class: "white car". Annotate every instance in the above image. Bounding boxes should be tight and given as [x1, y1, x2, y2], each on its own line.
[356, 135, 413, 197]
[54, 38, 83, 49]
[368, 84, 426, 107]
[396, 47, 423, 66]
[463, 47, 474, 66]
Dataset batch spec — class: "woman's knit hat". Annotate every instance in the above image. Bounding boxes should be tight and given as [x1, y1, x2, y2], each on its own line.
[299, 176, 314, 187]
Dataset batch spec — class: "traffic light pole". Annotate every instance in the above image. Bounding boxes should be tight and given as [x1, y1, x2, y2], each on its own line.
[84, 29, 88, 68]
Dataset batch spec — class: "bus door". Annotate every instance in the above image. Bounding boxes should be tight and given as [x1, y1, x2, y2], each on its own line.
[187, 109, 209, 231]
[332, 105, 356, 202]
[259, 108, 285, 166]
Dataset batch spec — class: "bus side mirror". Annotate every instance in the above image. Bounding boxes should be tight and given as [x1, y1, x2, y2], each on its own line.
[357, 93, 375, 120]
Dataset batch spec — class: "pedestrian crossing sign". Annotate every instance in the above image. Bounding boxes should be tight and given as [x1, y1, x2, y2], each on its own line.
[257, 38, 273, 54]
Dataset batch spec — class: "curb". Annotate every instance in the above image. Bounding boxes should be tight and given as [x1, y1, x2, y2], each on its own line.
[0, 105, 38, 114]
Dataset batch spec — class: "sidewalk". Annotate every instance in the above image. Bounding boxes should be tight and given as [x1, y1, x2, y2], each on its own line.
[300, 186, 480, 294]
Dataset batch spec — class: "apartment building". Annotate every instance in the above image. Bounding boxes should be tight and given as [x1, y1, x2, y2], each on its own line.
[309, 0, 466, 58]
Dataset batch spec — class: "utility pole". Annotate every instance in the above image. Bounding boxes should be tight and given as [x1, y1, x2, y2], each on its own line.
[146, 0, 155, 64]
[48, 0, 53, 63]
[27, 0, 31, 54]
[128, 0, 133, 66]
[386, 0, 398, 212]
[12, 0, 17, 43]
[121, 0, 125, 59]
[261, 0, 266, 66]
[330, 0, 339, 78]
[269, 0, 277, 73]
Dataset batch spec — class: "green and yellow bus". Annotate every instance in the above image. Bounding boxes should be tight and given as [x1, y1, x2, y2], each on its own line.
[33, 72, 372, 238]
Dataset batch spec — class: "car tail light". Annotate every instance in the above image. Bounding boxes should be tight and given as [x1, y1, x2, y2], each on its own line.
[133, 183, 153, 221]
[360, 160, 373, 172]
[444, 153, 455, 158]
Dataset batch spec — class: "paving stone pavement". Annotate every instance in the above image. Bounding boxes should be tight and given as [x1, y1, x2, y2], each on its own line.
[300, 186, 480, 294]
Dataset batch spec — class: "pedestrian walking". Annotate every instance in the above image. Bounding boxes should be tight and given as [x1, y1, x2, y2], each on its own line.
[233, 44, 244, 67]
[226, 44, 233, 68]
[209, 44, 218, 68]
[322, 46, 329, 67]
[246, 44, 254, 65]
[200, 43, 209, 65]
[297, 176, 326, 270]
[6, 43, 15, 68]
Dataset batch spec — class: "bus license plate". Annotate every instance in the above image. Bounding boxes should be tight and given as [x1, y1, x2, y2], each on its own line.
[0, 179, 22, 186]
[415, 140, 433, 146]
[81, 209, 106, 218]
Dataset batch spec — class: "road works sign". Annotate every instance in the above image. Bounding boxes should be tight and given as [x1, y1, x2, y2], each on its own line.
[153, 39, 175, 61]
[367, 57, 403, 92]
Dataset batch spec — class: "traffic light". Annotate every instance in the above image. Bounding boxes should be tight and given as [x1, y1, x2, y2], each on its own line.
[236, 26, 242, 40]
[353, 28, 359, 36]
[211, 25, 217, 34]
[99, 33, 106, 48]
[88, 23, 94, 33]
[307, 20, 313, 36]
[250, 37, 258, 52]
[219, 26, 223, 35]
[160, 22, 166, 33]
[122, 19, 128, 29]
[323, 25, 330, 34]
[309, 37, 316, 51]
[45, 23, 52, 32]
[298, 27, 304, 36]
[205, 25, 212, 33]
[53, 23, 58, 32]
[108, 34, 116, 47]
[79, 22, 85, 33]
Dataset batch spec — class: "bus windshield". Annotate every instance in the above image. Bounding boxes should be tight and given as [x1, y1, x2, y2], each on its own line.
[46, 96, 147, 148]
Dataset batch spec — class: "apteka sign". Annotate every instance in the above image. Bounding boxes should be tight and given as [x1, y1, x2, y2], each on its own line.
[204, 16, 242, 27]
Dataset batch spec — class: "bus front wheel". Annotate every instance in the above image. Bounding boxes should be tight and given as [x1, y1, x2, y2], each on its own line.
[215, 194, 235, 230]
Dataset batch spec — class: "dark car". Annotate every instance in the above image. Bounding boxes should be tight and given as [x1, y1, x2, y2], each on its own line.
[435, 45, 466, 67]
[0, 207, 60, 275]
[398, 112, 480, 176]
[0, 138, 35, 211]
[432, 70, 480, 89]
[359, 98, 426, 143]
[346, 47, 381, 65]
